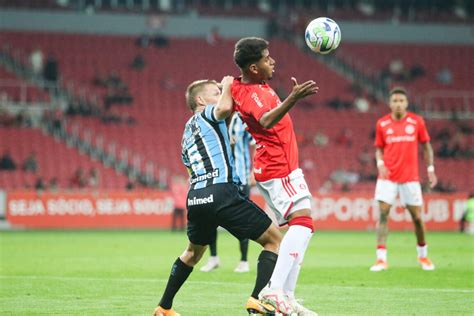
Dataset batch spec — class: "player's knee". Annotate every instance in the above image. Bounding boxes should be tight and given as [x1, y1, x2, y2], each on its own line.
[379, 210, 389, 222]
[258, 225, 282, 251]
[412, 213, 422, 224]
[288, 215, 314, 232]
[180, 246, 206, 267]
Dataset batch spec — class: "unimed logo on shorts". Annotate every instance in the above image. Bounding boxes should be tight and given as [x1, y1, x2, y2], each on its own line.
[188, 194, 214, 206]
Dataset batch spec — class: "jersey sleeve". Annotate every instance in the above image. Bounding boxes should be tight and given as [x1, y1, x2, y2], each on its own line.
[181, 147, 190, 169]
[418, 116, 431, 143]
[202, 104, 221, 123]
[374, 121, 385, 148]
[241, 88, 272, 122]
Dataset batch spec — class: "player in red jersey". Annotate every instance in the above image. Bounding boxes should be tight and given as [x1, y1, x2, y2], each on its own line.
[231, 37, 319, 316]
[370, 87, 438, 272]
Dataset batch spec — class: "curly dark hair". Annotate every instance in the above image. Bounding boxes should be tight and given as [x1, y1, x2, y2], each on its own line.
[233, 37, 269, 69]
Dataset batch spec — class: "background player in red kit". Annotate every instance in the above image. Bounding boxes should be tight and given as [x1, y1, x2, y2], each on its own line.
[231, 37, 319, 315]
[371, 87, 438, 272]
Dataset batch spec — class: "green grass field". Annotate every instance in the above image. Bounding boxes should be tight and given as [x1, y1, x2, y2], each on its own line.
[0, 230, 473, 315]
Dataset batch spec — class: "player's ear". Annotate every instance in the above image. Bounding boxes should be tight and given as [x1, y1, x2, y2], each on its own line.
[249, 63, 258, 75]
[195, 95, 205, 106]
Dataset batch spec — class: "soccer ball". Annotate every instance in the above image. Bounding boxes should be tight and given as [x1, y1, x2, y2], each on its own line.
[305, 17, 341, 54]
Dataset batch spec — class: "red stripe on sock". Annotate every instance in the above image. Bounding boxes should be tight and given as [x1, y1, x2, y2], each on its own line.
[417, 243, 426, 247]
[377, 245, 386, 249]
[288, 216, 314, 232]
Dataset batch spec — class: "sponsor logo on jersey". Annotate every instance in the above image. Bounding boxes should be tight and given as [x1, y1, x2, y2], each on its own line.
[386, 128, 394, 135]
[190, 169, 219, 184]
[405, 124, 415, 134]
[188, 194, 214, 206]
[251, 92, 264, 108]
[386, 135, 416, 144]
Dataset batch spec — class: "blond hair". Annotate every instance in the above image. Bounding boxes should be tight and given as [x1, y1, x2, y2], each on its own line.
[185, 79, 218, 111]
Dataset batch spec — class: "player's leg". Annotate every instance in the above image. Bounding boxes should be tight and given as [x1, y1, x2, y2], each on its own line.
[278, 208, 316, 316]
[156, 187, 217, 315]
[247, 221, 281, 315]
[371, 179, 397, 271]
[155, 242, 207, 316]
[406, 204, 435, 270]
[235, 184, 251, 273]
[401, 182, 435, 270]
[200, 230, 220, 272]
[234, 238, 250, 273]
[258, 169, 315, 314]
[171, 208, 178, 231]
[216, 184, 280, 315]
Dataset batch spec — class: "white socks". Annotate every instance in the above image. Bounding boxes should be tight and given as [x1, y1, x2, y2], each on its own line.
[417, 244, 428, 258]
[269, 224, 313, 291]
[376, 248, 387, 261]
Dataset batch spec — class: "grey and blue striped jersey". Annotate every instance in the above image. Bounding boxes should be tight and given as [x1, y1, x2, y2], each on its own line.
[181, 105, 240, 190]
[229, 113, 255, 186]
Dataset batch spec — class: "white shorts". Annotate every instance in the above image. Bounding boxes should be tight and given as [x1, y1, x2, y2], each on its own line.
[256, 168, 312, 225]
[374, 179, 423, 207]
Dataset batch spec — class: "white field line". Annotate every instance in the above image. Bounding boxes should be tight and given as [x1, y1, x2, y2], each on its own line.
[0, 275, 472, 294]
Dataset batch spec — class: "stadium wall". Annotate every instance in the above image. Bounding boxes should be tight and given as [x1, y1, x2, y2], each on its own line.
[1, 9, 474, 44]
[4, 190, 468, 231]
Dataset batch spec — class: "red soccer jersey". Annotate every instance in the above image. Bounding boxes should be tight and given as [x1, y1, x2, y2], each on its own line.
[231, 78, 298, 181]
[374, 112, 430, 183]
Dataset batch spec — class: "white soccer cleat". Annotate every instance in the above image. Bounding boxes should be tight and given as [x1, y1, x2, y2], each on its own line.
[259, 286, 295, 316]
[418, 257, 435, 271]
[288, 297, 318, 316]
[369, 259, 388, 272]
[199, 256, 220, 272]
[234, 261, 250, 273]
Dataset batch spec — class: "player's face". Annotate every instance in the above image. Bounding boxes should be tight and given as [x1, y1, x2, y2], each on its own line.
[255, 49, 275, 80]
[199, 83, 221, 106]
[389, 93, 408, 118]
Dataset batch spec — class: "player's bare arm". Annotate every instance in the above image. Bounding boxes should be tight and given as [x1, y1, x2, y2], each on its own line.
[423, 142, 437, 188]
[259, 77, 318, 129]
[213, 75, 235, 121]
[375, 147, 389, 179]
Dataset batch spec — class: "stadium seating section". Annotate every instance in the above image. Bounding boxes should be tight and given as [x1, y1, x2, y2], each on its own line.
[0, 127, 128, 189]
[0, 30, 472, 192]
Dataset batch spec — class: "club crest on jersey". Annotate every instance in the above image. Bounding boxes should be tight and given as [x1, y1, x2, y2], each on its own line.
[405, 125, 415, 134]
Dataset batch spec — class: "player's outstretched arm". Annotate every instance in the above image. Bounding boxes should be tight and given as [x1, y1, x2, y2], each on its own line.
[259, 77, 318, 129]
[423, 142, 438, 188]
[214, 75, 234, 121]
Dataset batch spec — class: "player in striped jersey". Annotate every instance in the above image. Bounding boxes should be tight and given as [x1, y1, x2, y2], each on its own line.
[154, 77, 282, 316]
[200, 113, 256, 273]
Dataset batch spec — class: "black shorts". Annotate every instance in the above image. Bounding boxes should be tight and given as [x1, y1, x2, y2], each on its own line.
[186, 183, 272, 246]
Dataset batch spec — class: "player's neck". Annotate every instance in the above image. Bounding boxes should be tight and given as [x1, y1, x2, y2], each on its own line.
[391, 112, 407, 121]
[241, 73, 264, 85]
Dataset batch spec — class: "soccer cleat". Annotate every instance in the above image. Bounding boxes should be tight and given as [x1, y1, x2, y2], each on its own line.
[153, 306, 180, 316]
[246, 297, 276, 315]
[199, 256, 220, 272]
[234, 261, 250, 273]
[418, 257, 435, 271]
[259, 286, 295, 316]
[288, 297, 318, 316]
[369, 259, 388, 272]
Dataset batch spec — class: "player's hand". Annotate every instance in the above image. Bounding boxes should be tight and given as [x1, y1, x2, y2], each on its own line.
[377, 164, 389, 179]
[290, 77, 319, 100]
[428, 171, 437, 188]
[220, 75, 234, 90]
